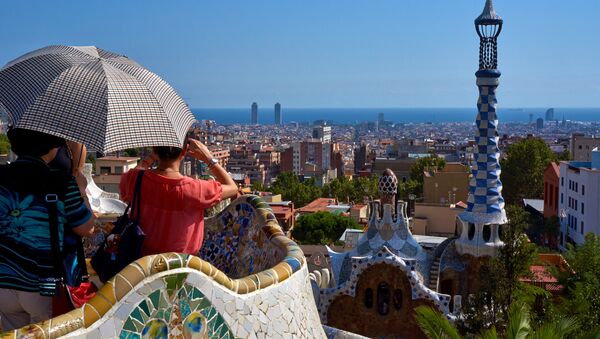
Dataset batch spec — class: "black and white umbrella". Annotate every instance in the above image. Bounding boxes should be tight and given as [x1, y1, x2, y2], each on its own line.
[0, 45, 196, 153]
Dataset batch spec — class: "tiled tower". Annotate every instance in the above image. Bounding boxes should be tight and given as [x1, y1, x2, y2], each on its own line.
[456, 0, 507, 257]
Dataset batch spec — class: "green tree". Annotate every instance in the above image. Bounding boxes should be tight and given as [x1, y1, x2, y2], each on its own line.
[351, 176, 379, 202]
[416, 303, 588, 339]
[560, 234, 600, 330]
[322, 175, 380, 204]
[500, 138, 556, 204]
[291, 211, 360, 245]
[398, 179, 420, 200]
[459, 206, 538, 335]
[0, 133, 10, 154]
[409, 155, 446, 196]
[322, 176, 354, 203]
[270, 172, 322, 208]
[410, 155, 446, 185]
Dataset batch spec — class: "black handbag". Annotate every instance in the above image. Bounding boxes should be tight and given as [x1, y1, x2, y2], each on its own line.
[91, 170, 146, 282]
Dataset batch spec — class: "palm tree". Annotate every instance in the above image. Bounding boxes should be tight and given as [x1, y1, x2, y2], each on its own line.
[414, 303, 595, 339]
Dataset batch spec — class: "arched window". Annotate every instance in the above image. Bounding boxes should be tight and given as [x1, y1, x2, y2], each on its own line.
[393, 289, 403, 310]
[482, 224, 491, 242]
[364, 288, 373, 308]
[377, 282, 390, 315]
[468, 223, 475, 240]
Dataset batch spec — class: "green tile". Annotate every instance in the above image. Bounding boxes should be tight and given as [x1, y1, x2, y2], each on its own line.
[220, 324, 232, 337]
[213, 316, 224, 331]
[198, 298, 211, 310]
[132, 318, 145, 332]
[123, 319, 137, 333]
[164, 273, 188, 296]
[158, 293, 169, 309]
[125, 331, 141, 339]
[139, 300, 151, 317]
[149, 290, 161, 308]
[131, 308, 144, 323]
[192, 288, 204, 300]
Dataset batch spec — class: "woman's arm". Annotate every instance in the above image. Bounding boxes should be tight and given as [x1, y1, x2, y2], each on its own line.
[187, 138, 238, 200]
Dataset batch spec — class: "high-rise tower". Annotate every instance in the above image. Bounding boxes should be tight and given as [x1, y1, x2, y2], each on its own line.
[251, 102, 258, 124]
[456, 0, 506, 257]
[274, 102, 282, 125]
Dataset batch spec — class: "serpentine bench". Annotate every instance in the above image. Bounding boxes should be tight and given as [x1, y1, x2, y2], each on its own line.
[0, 195, 324, 339]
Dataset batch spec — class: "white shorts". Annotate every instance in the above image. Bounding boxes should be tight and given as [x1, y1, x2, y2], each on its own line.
[0, 288, 52, 331]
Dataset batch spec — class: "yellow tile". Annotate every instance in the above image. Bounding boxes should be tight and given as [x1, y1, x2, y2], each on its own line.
[83, 303, 101, 327]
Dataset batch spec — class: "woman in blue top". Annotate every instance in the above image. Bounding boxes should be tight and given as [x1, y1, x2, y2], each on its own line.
[0, 129, 95, 331]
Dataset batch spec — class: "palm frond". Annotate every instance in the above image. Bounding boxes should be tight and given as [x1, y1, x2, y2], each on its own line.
[529, 317, 578, 339]
[414, 306, 462, 339]
[478, 326, 499, 339]
[505, 303, 531, 339]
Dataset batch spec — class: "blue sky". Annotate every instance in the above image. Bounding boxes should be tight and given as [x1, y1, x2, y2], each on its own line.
[1, 1, 599, 108]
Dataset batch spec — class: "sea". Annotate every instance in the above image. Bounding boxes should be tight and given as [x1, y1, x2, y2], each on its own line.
[191, 108, 600, 125]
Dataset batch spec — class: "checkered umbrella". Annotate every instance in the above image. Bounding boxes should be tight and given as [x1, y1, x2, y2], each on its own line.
[0, 45, 196, 153]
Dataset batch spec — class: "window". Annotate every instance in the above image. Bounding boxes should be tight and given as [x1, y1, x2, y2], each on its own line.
[364, 288, 373, 308]
[576, 182, 578, 192]
[114, 166, 123, 174]
[581, 221, 584, 234]
[377, 283, 390, 315]
[561, 177, 564, 186]
[561, 193, 563, 204]
[468, 223, 475, 240]
[582, 185, 585, 195]
[483, 225, 491, 242]
[100, 166, 111, 175]
[582, 203, 585, 215]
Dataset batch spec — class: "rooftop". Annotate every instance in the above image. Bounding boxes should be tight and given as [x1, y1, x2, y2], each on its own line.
[97, 156, 139, 162]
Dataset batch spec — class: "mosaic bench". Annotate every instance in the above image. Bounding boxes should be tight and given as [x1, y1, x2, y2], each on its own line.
[0, 195, 325, 339]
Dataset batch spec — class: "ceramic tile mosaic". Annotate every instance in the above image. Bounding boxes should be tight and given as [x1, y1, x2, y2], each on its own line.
[322, 325, 369, 339]
[119, 274, 233, 339]
[0, 195, 321, 339]
[200, 197, 286, 279]
[317, 246, 454, 323]
[327, 201, 429, 285]
[313, 199, 456, 330]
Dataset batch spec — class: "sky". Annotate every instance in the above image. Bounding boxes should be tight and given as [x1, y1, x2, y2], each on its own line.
[1, 1, 599, 108]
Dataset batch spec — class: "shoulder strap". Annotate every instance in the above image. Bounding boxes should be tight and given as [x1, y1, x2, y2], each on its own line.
[46, 193, 64, 280]
[46, 171, 89, 281]
[130, 170, 145, 221]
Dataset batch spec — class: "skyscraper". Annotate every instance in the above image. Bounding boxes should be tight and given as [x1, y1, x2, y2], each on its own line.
[456, 0, 506, 257]
[251, 102, 258, 124]
[378, 112, 384, 126]
[536, 118, 544, 130]
[274, 102, 282, 125]
[545, 108, 555, 121]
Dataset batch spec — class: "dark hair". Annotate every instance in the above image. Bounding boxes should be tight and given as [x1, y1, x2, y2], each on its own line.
[7, 128, 66, 157]
[153, 146, 183, 161]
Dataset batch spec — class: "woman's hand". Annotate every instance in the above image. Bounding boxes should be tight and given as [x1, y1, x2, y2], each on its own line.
[187, 138, 213, 164]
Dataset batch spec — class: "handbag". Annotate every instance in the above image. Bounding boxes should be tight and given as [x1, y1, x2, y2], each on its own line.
[91, 170, 146, 282]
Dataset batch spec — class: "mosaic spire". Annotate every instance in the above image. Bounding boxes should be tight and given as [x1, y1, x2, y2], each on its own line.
[456, 0, 506, 257]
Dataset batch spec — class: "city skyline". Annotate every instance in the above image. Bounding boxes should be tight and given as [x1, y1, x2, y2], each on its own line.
[1, 1, 599, 109]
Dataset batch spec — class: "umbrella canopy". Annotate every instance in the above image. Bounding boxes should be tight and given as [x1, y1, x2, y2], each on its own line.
[0, 45, 196, 153]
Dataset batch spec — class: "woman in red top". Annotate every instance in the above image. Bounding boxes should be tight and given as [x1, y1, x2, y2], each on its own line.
[119, 139, 238, 256]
